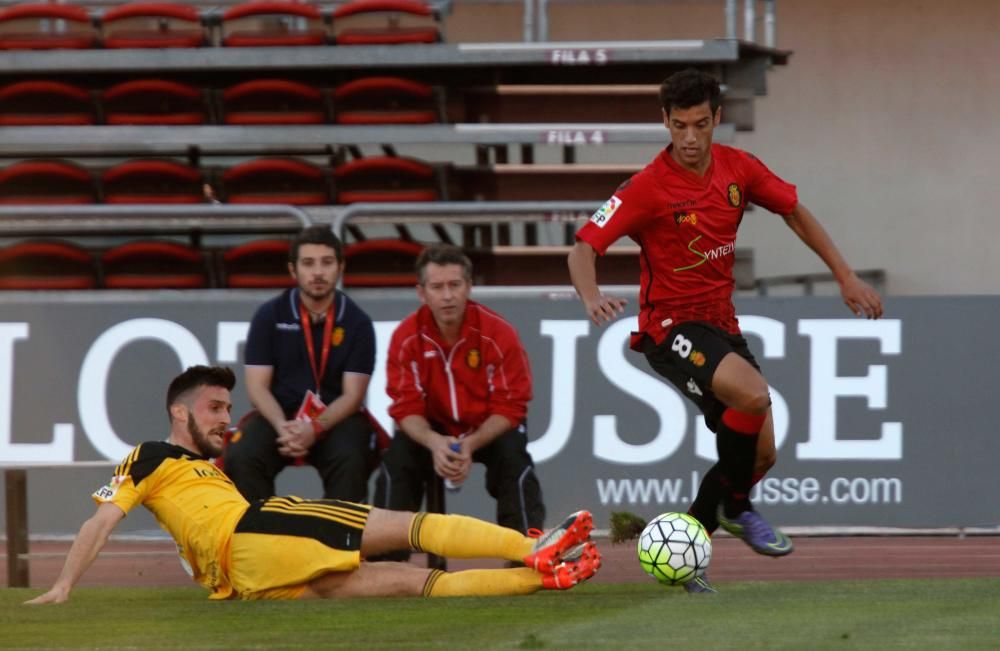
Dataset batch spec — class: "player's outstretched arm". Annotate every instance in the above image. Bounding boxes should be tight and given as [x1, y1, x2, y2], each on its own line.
[24, 502, 125, 605]
[567, 241, 627, 326]
[781, 203, 884, 319]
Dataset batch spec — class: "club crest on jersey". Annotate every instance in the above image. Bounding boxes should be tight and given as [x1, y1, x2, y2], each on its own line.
[727, 183, 742, 207]
[673, 211, 698, 226]
[332, 326, 345, 346]
[466, 348, 481, 369]
[590, 196, 622, 228]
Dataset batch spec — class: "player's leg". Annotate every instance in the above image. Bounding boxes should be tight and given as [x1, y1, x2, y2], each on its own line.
[476, 425, 546, 534]
[360, 507, 593, 572]
[754, 409, 777, 483]
[221, 413, 288, 502]
[641, 326, 729, 534]
[710, 356, 791, 555]
[304, 552, 598, 599]
[309, 412, 372, 502]
[708, 351, 770, 517]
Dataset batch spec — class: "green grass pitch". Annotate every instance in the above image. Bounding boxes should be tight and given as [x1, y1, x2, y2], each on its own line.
[3, 580, 1000, 650]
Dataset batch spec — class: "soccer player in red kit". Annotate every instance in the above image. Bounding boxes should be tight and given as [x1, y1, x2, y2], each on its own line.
[568, 68, 883, 593]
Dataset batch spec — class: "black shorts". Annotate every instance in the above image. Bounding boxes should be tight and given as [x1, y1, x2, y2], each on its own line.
[641, 321, 762, 433]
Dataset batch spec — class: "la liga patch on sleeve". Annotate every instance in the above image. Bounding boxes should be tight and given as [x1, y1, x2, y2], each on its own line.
[92, 475, 126, 502]
[590, 196, 622, 228]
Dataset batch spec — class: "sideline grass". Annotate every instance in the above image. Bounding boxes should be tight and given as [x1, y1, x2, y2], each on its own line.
[3, 579, 999, 650]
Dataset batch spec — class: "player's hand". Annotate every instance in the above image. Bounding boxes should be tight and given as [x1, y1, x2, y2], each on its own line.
[430, 435, 465, 481]
[24, 586, 69, 605]
[840, 274, 883, 319]
[276, 420, 315, 458]
[584, 293, 627, 326]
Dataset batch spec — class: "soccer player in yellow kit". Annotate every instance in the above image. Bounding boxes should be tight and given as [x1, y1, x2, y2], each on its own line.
[26, 366, 599, 603]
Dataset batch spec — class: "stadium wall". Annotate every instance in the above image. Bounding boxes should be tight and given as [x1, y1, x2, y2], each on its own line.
[447, 0, 1000, 295]
[1, 289, 996, 537]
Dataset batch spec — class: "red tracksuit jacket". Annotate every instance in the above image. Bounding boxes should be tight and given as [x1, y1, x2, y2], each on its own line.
[386, 300, 532, 438]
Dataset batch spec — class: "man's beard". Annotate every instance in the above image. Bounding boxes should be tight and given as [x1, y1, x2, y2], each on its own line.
[299, 279, 334, 303]
[188, 416, 224, 458]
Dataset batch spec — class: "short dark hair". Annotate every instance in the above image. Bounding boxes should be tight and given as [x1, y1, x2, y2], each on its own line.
[659, 68, 722, 116]
[415, 244, 473, 284]
[166, 365, 235, 420]
[289, 225, 343, 265]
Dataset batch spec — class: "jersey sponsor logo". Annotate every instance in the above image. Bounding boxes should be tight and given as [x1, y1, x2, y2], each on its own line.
[673, 238, 736, 273]
[466, 348, 481, 369]
[668, 199, 697, 209]
[590, 196, 622, 228]
[332, 326, 345, 347]
[92, 475, 127, 501]
[673, 211, 698, 226]
[727, 183, 742, 207]
[276, 322, 302, 331]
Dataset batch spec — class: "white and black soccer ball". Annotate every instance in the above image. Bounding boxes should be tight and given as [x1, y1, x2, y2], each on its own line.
[636, 512, 712, 585]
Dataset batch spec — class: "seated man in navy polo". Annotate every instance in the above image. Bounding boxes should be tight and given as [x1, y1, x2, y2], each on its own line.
[223, 226, 376, 502]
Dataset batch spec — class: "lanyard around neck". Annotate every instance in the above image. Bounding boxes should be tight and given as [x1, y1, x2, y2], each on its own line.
[299, 297, 335, 392]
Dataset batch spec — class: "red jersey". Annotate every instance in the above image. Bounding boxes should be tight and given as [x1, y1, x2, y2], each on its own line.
[386, 300, 532, 438]
[576, 143, 798, 345]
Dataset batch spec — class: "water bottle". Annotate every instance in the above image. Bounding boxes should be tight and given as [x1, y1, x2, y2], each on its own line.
[444, 441, 463, 492]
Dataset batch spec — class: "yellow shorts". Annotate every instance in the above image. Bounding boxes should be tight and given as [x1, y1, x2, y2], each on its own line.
[227, 496, 371, 600]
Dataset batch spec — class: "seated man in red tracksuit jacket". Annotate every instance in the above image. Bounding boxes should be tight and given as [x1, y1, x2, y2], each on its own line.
[373, 244, 545, 557]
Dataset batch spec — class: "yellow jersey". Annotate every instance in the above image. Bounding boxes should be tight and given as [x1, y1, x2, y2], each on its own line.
[92, 441, 249, 599]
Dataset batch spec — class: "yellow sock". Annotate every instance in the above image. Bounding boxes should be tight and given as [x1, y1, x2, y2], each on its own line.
[409, 513, 535, 561]
[422, 568, 542, 597]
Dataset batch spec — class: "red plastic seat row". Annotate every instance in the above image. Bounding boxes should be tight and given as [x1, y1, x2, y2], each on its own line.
[0, 159, 204, 205]
[0, 240, 207, 289]
[0, 238, 425, 289]
[0, 76, 439, 126]
[224, 237, 425, 287]
[0, 156, 441, 205]
[0, 0, 440, 50]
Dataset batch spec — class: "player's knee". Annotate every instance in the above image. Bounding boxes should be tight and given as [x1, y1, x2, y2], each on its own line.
[738, 389, 771, 415]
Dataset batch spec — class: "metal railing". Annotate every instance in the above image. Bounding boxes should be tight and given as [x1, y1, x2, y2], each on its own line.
[511, 0, 777, 45]
[755, 268, 886, 296]
[330, 199, 598, 239]
[0, 204, 313, 238]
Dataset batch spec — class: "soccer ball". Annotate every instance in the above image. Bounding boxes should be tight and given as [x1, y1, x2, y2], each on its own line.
[637, 512, 712, 585]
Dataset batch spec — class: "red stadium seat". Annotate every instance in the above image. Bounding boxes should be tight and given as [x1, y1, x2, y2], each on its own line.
[102, 160, 204, 204]
[102, 240, 208, 289]
[0, 240, 96, 290]
[101, 2, 206, 49]
[222, 157, 330, 205]
[0, 80, 96, 126]
[332, 0, 439, 45]
[343, 238, 423, 287]
[221, 1, 326, 47]
[102, 79, 207, 125]
[0, 160, 96, 205]
[333, 76, 437, 125]
[0, 3, 96, 50]
[333, 156, 438, 204]
[222, 79, 326, 125]
[222, 239, 294, 288]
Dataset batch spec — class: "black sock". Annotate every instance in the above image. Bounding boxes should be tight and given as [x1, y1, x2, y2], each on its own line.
[688, 464, 726, 534]
[716, 408, 766, 518]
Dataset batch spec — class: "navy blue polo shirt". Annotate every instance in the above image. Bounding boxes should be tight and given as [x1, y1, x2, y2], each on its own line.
[244, 288, 376, 417]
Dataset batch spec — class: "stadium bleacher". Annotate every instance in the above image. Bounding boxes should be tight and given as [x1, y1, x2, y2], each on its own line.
[0, 0, 788, 289]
